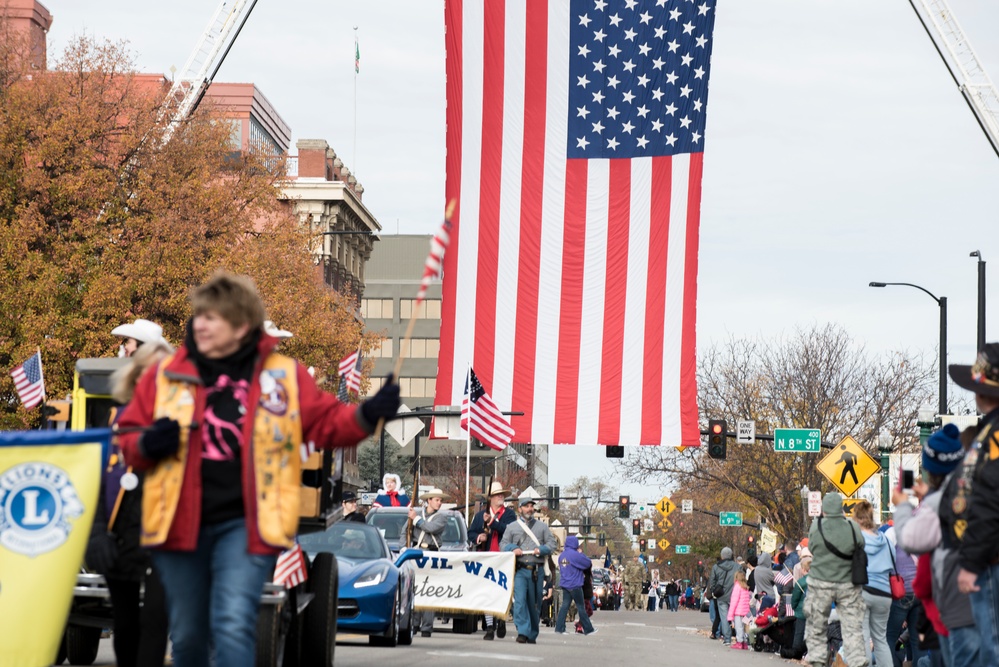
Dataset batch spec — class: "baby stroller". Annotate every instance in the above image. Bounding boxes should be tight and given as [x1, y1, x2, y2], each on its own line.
[752, 615, 795, 654]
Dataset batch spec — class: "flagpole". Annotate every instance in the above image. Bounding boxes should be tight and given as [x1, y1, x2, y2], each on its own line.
[465, 363, 471, 524]
[353, 26, 358, 174]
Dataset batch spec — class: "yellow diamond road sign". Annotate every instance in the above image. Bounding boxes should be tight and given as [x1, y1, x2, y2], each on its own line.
[658, 518, 672, 530]
[656, 496, 675, 517]
[658, 538, 670, 551]
[816, 435, 881, 497]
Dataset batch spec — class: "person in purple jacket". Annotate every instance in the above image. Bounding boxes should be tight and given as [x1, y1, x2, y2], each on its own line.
[555, 535, 597, 635]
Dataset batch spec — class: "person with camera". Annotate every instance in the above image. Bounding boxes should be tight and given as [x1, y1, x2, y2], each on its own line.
[803, 492, 869, 667]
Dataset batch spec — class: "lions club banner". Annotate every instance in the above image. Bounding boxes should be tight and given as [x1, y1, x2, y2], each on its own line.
[413, 551, 515, 617]
[0, 428, 110, 667]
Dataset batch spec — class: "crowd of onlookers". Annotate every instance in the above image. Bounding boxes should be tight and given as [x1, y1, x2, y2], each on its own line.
[701, 342, 999, 666]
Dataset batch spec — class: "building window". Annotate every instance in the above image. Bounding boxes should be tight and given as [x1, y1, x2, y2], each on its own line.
[398, 377, 437, 398]
[369, 338, 393, 358]
[400, 299, 441, 320]
[405, 338, 439, 359]
[361, 298, 394, 320]
[364, 376, 386, 397]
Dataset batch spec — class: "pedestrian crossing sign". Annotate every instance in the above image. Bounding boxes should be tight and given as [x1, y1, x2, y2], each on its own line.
[816, 435, 881, 497]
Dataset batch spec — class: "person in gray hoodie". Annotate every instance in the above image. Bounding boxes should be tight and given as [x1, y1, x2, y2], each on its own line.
[709, 547, 739, 645]
[853, 499, 896, 667]
[804, 492, 869, 667]
[754, 552, 776, 600]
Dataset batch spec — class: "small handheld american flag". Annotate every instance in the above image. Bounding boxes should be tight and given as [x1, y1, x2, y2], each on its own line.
[338, 349, 362, 397]
[415, 203, 455, 305]
[10, 350, 45, 409]
[273, 542, 308, 588]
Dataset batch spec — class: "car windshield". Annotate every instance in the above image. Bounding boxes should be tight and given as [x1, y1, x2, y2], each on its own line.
[367, 510, 467, 547]
[298, 523, 388, 560]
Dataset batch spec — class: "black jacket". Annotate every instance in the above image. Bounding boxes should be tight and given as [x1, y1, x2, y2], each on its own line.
[946, 408, 999, 574]
[468, 505, 516, 548]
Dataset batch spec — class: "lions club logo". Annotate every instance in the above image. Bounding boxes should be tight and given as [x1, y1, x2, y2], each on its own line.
[0, 462, 85, 557]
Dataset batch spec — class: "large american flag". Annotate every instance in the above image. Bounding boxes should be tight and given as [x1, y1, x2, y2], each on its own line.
[461, 368, 514, 451]
[435, 0, 716, 446]
[10, 351, 45, 409]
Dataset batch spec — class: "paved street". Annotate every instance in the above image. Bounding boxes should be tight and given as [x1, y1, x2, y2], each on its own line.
[90, 607, 795, 665]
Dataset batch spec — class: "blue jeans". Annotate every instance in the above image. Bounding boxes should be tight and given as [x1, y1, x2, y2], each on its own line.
[716, 599, 732, 641]
[968, 563, 999, 667]
[886, 594, 923, 667]
[669, 594, 679, 611]
[946, 625, 982, 667]
[555, 587, 594, 634]
[151, 518, 277, 667]
[512, 566, 543, 641]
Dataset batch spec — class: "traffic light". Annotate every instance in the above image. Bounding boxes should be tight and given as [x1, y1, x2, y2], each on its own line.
[606, 445, 624, 458]
[747, 534, 756, 560]
[548, 485, 560, 511]
[618, 495, 630, 519]
[667, 560, 672, 566]
[599, 533, 606, 547]
[639, 539, 646, 552]
[632, 519, 641, 535]
[581, 516, 591, 534]
[708, 418, 727, 460]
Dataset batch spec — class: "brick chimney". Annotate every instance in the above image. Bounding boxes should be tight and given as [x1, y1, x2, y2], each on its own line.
[1, 0, 53, 71]
[296, 139, 330, 179]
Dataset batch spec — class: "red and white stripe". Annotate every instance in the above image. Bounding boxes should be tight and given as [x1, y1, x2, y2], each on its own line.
[416, 217, 452, 304]
[273, 543, 308, 588]
[434, 0, 701, 447]
[338, 349, 361, 395]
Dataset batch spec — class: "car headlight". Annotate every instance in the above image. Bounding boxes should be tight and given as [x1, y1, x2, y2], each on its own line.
[354, 566, 390, 588]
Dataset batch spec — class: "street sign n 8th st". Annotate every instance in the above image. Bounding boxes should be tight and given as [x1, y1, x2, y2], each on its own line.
[774, 428, 821, 453]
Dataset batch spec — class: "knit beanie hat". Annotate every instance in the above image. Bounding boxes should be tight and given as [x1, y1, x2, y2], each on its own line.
[923, 423, 964, 475]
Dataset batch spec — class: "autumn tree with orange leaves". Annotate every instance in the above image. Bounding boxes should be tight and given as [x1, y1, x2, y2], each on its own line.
[0, 32, 374, 428]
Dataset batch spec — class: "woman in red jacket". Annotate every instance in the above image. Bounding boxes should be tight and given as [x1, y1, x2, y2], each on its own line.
[118, 273, 399, 667]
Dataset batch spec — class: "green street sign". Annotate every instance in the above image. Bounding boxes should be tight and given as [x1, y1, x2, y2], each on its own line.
[719, 512, 743, 527]
[675, 545, 691, 554]
[774, 428, 822, 453]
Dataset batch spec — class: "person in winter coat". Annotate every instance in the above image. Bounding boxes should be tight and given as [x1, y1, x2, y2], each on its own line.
[85, 340, 173, 667]
[728, 569, 752, 649]
[804, 492, 868, 667]
[754, 552, 776, 599]
[469, 481, 517, 640]
[785, 558, 811, 660]
[709, 546, 739, 645]
[853, 499, 896, 667]
[894, 423, 981, 667]
[948, 344, 999, 667]
[501, 493, 558, 643]
[373, 472, 410, 507]
[118, 272, 401, 667]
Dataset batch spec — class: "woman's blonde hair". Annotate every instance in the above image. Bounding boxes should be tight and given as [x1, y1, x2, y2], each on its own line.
[852, 499, 876, 531]
[112, 339, 175, 403]
[734, 569, 747, 587]
[800, 558, 811, 574]
[190, 272, 266, 333]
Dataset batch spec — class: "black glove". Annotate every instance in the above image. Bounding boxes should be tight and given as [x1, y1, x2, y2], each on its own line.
[141, 417, 181, 460]
[85, 533, 118, 575]
[361, 374, 401, 425]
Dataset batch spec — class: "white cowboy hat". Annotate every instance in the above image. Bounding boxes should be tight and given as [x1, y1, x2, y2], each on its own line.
[263, 320, 294, 339]
[419, 488, 452, 501]
[111, 319, 165, 345]
[483, 481, 511, 498]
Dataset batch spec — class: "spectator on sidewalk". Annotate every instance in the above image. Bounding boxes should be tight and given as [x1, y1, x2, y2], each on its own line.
[709, 546, 739, 645]
[854, 499, 896, 667]
[804, 492, 869, 667]
[728, 569, 752, 650]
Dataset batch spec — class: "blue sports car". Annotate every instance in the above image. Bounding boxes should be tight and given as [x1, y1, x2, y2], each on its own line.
[298, 522, 422, 647]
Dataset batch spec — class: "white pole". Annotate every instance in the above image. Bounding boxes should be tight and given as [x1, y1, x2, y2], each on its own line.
[353, 26, 358, 174]
[465, 364, 472, 524]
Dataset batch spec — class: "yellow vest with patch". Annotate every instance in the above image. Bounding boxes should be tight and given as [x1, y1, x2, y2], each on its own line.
[141, 353, 303, 549]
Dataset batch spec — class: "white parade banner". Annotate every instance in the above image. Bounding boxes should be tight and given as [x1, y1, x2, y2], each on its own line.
[412, 551, 515, 617]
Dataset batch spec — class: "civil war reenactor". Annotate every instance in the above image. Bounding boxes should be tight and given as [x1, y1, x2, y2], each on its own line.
[410, 487, 451, 637]
[624, 556, 645, 610]
[338, 490, 366, 523]
[468, 481, 517, 640]
[500, 491, 558, 644]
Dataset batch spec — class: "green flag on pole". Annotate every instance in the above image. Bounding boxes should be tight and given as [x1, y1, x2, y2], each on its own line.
[355, 38, 360, 74]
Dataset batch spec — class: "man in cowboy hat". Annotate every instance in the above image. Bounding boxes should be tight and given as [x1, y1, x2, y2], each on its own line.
[944, 343, 999, 665]
[410, 487, 451, 637]
[469, 481, 517, 640]
[500, 490, 557, 644]
[111, 318, 167, 358]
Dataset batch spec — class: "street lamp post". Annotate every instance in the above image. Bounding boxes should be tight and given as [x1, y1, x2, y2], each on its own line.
[869, 281, 948, 416]
[971, 251, 986, 353]
[878, 430, 893, 523]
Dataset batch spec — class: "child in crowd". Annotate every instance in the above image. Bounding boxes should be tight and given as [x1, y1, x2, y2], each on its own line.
[728, 570, 752, 650]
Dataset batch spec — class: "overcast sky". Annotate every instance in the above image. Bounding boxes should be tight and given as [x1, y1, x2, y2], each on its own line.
[45, 1, 999, 503]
